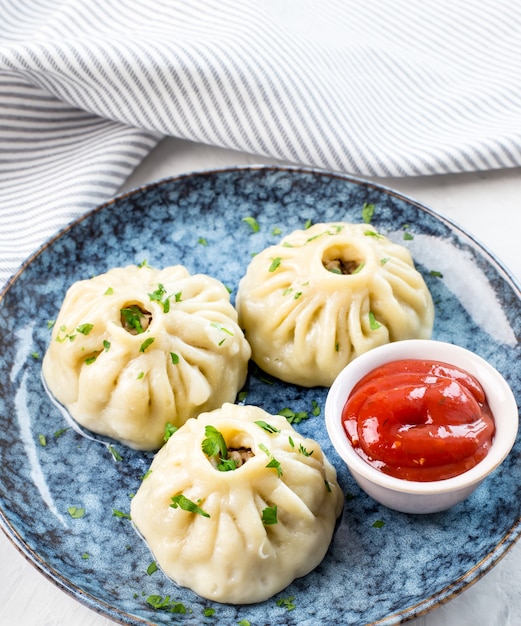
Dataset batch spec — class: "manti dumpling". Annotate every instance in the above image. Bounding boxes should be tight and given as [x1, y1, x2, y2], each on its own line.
[130, 403, 344, 604]
[236, 222, 434, 387]
[42, 265, 251, 450]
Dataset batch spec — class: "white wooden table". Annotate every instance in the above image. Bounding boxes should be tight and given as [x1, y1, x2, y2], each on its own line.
[1, 137, 520, 626]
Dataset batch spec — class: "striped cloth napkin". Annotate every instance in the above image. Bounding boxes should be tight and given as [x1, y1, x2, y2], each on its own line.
[1, 0, 521, 286]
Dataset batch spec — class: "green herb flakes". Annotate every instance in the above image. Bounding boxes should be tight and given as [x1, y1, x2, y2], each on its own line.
[76, 323, 94, 335]
[361, 202, 375, 224]
[38, 434, 47, 447]
[112, 509, 131, 519]
[237, 620, 251, 626]
[170, 494, 210, 518]
[311, 399, 321, 416]
[403, 231, 414, 240]
[137, 371, 144, 380]
[254, 420, 280, 434]
[268, 257, 282, 272]
[67, 506, 85, 519]
[303, 218, 312, 229]
[147, 561, 158, 575]
[372, 519, 385, 528]
[203, 607, 216, 617]
[368, 311, 382, 330]
[104, 287, 114, 295]
[103, 339, 111, 351]
[430, 269, 443, 278]
[47, 319, 55, 329]
[164, 422, 178, 442]
[170, 352, 179, 364]
[198, 237, 208, 246]
[202, 425, 238, 472]
[139, 337, 155, 352]
[272, 226, 282, 236]
[276, 595, 296, 611]
[278, 407, 309, 424]
[108, 445, 122, 462]
[242, 216, 260, 232]
[146, 595, 188, 613]
[81, 553, 90, 560]
[84, 355, 97, 365]
[31, 351, 40, 360]
[298, 444, 313, 457]
[54, 427, 70, 439]
[261, 505, 278, 525]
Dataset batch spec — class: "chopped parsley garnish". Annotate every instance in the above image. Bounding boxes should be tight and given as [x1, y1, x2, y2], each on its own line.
[364, 229, 384, 239]
[403, 231, 414, 240]
[108, 445, 122, 462]
[81, 553, 90, 559]
[202, 425, 238, 472]
[259, 443, 282, 477]
[255, 420, 280, 434]
[139, 337, 155, 352]
[242, 216, 260, 232]
[430, 269, 443, 278]
[170, 494, 210, 518]
[372, 519, 385, 528]
[261, 505, 278, 525]
[303, 218, 313, 229]
[147, 561, 158, 575]
[54, 427, 70, 439]
[148, 283, 171, 313]
[76, 323, 93, 335]
[137, 259, 150, 268]
[67, 506, 85, 519]
[203, 608, 216, 617]
[278, 407, 309, 424]
[311, 399, 321, 417]
[164, 422, 178, 442]
[298, 444, 313, 457]
[380, 257, 390, 265]
[237, 390, 248, 402]
[325, 480, 332, 492]
[103, 339, 111, 351]
[137, 371, 144, 380]
[31, 351, 40, 360]
[272, 226, 282, 236]
[38, 434, 46, 447]
[84, 355, 97, 365]
[198, 237, 208, 246]
[112, 509, 131, 519]
[104, 287, 114, 295]
[268, 257, 282, 272]
[47, 319, 55, 329]
[276, 595, 296, 611]
[120, 305, 147, 334]
[361, 202, 375, 224]
[170, 352, 179, 364]
[146, 595, 188, 613]
[237, 620, 251, 626]
[368, 311, 382, 330]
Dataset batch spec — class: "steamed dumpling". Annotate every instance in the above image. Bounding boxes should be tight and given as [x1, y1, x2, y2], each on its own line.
[42, 265, 251, 450]
[236, 222, 434, 387]
[130, 403, 344, 604]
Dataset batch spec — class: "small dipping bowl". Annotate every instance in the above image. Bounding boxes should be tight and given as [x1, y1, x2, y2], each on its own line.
[325, 340, 519, 514]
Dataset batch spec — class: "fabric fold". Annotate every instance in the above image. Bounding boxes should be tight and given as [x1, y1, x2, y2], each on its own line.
[1, 0, 521, 285]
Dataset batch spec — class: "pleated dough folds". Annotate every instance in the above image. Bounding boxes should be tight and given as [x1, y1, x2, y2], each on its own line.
[42, 265, 251, 450]
[236, 222, 434, 386]
[130, 403, 344, 604]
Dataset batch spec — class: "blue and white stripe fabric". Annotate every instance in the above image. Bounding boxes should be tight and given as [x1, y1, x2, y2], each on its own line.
[1, 0, 521, 285]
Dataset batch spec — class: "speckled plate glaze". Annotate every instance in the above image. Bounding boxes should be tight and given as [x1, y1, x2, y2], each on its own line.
[0, 166, 520, 626]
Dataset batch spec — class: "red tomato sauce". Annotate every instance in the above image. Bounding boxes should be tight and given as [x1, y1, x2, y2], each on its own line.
[342, 359, 495, 481]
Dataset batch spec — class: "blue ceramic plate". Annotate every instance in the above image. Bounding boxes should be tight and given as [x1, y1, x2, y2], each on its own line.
[0, 166, 520, 626]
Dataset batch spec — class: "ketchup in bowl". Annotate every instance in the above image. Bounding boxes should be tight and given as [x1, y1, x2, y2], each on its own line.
[341, 359, 495, 482]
